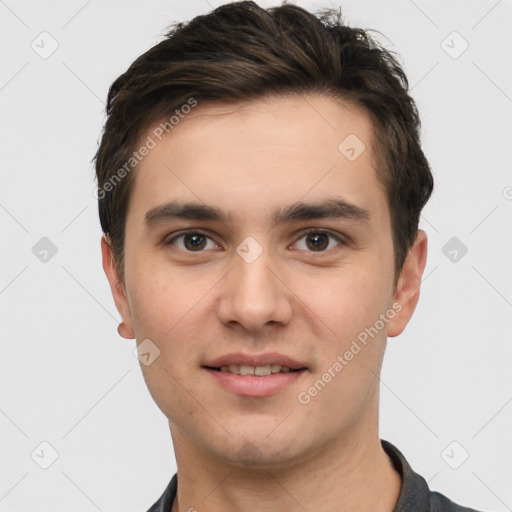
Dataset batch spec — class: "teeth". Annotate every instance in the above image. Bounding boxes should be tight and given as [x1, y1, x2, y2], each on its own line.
[218, 364, 296, 376]
[239, 365, 254, 376]
[255, 365, 271, 376]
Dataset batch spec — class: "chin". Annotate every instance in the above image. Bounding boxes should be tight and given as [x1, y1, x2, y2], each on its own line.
[220, 445, 304, 471]
[204, 428, 312, 471]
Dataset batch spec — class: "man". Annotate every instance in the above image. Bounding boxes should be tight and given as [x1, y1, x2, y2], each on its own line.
[95, 2, 482, 511]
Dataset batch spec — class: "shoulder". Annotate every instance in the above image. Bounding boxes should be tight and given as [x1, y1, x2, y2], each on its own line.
[381, 440, 486, 512]
[430, 490, 486, 512]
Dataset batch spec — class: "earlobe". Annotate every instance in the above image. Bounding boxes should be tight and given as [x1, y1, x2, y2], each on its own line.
[387, 230, 428, 338]
[100, 235, 135, 339]
[117, 322, 134, 339]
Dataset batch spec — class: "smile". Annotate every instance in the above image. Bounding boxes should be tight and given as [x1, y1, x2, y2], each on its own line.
[206, 364, 304, 376]
[203, 366, 307, 397]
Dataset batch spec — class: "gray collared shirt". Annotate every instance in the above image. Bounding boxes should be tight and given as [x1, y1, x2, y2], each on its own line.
[147, 439, 484, 511]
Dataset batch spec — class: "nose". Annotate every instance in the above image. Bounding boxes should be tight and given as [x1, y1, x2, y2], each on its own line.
[217, 246, 293, 332]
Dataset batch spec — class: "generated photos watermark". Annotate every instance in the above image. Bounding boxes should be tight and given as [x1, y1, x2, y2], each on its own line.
[95, 97, 198, 200]
[297, 301, 402, 405]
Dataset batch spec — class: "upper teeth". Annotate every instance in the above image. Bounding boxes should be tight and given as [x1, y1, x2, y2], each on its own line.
[220, 364, 292, 376]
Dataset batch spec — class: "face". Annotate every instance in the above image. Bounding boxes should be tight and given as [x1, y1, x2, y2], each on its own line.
[103, 94, 426, 469]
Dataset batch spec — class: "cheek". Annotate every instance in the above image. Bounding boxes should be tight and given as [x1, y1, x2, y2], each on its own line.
[294, 261, 393, 344]
[292, 266, 391, 425]
[125, 259, 227, 389]
[126, 248, 206, 337]
[126, 269, 215, 423]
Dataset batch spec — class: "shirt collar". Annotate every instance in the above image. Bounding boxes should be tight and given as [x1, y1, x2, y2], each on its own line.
[381, 439, 432, 511]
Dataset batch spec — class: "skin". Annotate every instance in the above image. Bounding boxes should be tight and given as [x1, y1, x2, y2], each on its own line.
[102, 94, 428, 512]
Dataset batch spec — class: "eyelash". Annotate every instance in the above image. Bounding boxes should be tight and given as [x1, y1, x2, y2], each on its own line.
[165, 229, 348, 253]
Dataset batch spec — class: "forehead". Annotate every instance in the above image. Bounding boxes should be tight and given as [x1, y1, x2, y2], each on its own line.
[156, 94, 377, 162]
[127, 94, 388, 230]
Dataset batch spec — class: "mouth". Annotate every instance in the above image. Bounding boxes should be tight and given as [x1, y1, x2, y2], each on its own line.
[202, 356, 308, 397]
[204, 364, 306, 376]
[202, 352, 308, 396]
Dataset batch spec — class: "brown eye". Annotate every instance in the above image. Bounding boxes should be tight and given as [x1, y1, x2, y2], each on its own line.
[293, 230, 343, 252]
[167, 231, 217, 251]
[184, 233, 207, 250]
[306, 232, 329, 251]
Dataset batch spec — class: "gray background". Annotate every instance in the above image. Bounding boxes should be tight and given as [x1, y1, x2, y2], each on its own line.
[1, 0, 511, 510]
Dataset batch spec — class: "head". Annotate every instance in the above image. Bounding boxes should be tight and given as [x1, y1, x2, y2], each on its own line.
[96, 2, 432, 468]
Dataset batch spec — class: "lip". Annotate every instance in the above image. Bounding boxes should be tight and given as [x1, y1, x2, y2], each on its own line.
[203, 367, 306, 397]
[202, 352, 308, 398]
[203, 352, 307, 370]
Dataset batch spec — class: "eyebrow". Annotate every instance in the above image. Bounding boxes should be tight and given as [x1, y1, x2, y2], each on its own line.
[273, 198, 370, 225]
[144, 198, 371, 228]
[145, 202, 230, 226]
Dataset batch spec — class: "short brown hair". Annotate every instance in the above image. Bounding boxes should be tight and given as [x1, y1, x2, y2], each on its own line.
[95, 1, 433, 283]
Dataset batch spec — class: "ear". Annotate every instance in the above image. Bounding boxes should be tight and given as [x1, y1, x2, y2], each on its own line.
[387, 230, 428, 337]
[101, 235, 135, 339]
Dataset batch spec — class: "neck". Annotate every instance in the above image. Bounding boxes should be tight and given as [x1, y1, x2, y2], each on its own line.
[169, 422, 401, 512]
